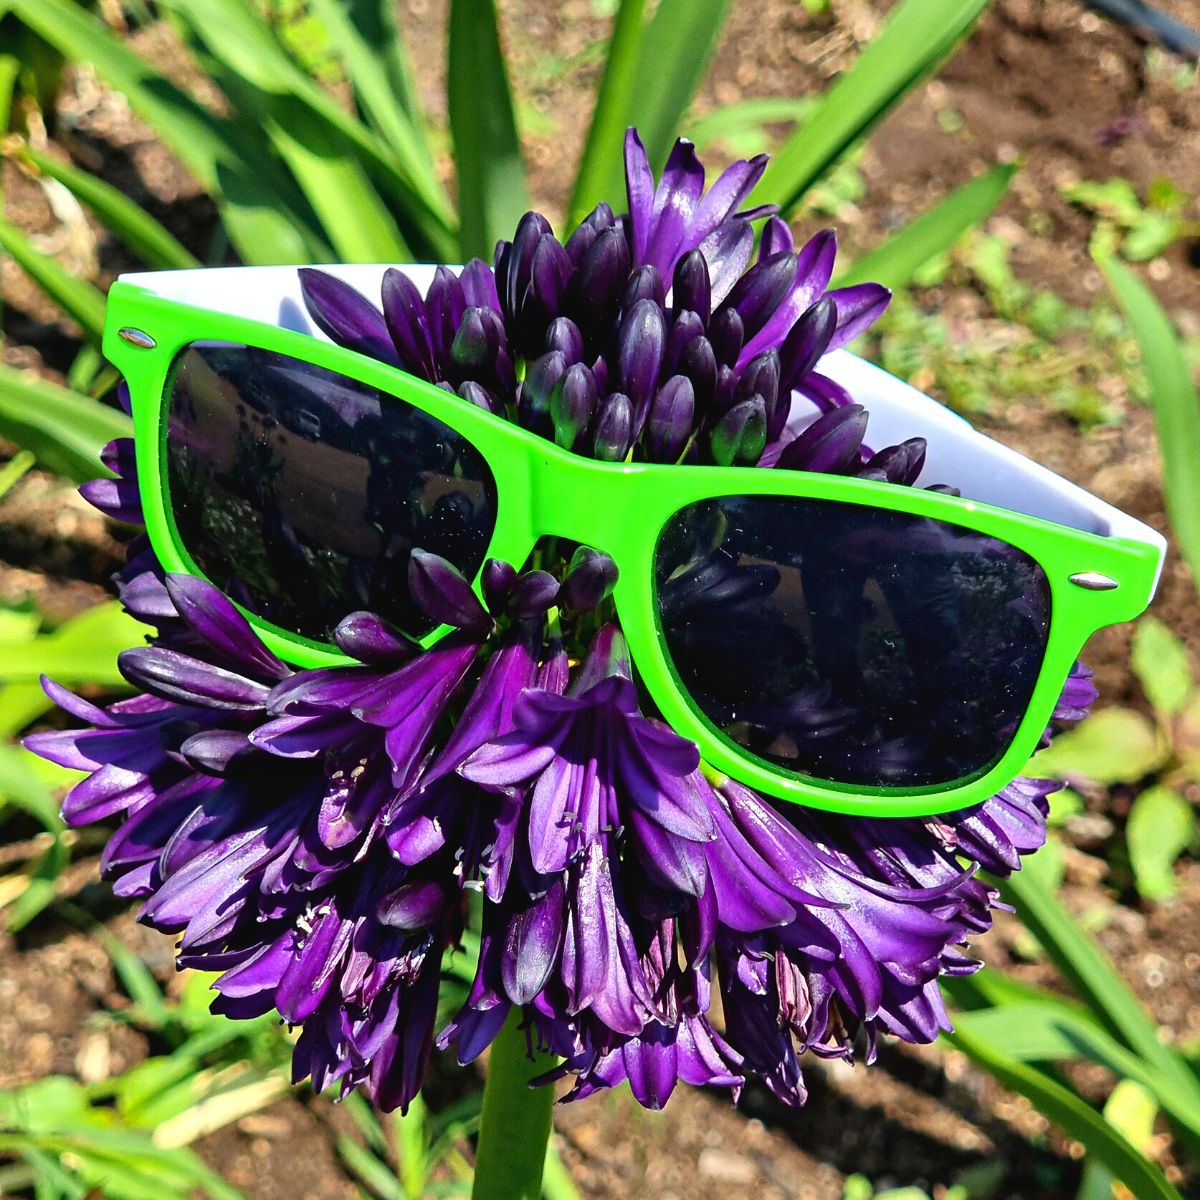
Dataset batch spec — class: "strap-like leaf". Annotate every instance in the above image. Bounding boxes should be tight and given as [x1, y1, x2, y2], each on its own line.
[837, 162, 1016, 290]
[10, 141, 200, 270]
[0, 218, 106, 341]
[447, 0, 530, 258]
[567, 0, 648, 228]
[628, 0, 732, 175]
[759, 0, 990, 214]
[6, 0, 328, 263]
[0, 363, 131, 483]
[1097, 251, 1200, 586]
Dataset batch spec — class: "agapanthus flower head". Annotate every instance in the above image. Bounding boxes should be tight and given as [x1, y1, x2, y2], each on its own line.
[29, 128, 1090, 1115]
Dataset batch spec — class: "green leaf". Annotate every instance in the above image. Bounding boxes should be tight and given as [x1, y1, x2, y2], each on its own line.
[759, 0, 989, 214]
[567, 0, 648, 228]
[9, 142, 200, 270]
[944, 1027, 1185, 1200]
[1131, 615, 1194, 718]
[837, 163, 1016, 291]
[0, 363, 131, 483]
[688, 97, 812, 155]
[307, 0, 447, 213]
[0, 449, 35, 500]
[1000, 867, 1200, 1152]
[4, 834, 68, 931]
[0, 741, 61, 829]
[0, 218, 106, 342]
[1126, 784, 1196, 902]
[1097, 252, 1200, 586]
[447, 0, 529, 259]
[1028, 707, 1168, 786]
[1077, 1081, 1160, 1200]
[627, 0, 731, 174]
[6, 0, 327, 264]
[0, 601, 145, 687]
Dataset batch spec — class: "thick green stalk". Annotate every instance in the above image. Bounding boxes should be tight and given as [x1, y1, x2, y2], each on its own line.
[471, 1010, 557, 1200]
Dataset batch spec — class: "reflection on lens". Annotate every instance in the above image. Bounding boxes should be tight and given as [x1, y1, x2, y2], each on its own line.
[165, 341, 498, 641]
[655, 495, 1051, 788]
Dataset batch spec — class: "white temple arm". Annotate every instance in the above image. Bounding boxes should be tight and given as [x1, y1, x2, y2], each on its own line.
[118, 266, 1166, 559]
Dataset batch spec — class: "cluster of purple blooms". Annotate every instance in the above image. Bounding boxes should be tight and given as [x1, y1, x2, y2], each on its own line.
[29, 131, 1094, 1113]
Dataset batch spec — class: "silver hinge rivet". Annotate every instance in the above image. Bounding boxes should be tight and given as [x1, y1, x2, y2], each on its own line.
[1069, 571, 1119, 591]
[117, 327, 157, 349]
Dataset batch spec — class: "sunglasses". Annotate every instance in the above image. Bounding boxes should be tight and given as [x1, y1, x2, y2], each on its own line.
[104, 265, 1165, 820]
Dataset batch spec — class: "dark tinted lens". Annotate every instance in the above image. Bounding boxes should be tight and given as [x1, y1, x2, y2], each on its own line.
[655, 495, 1051, 788]
[164, 341, 498, 641]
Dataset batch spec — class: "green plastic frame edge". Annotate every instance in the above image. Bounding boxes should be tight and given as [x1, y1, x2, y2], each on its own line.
[104, 281, 1160, 819]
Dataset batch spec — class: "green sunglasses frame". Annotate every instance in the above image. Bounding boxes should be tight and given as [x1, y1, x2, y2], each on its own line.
[104, 279, 1161, 819]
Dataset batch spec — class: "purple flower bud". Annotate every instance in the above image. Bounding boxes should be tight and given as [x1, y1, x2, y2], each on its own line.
[408, 549, 492, 635]
[590, 354, 610, 397]
[677, 335, 717, 411]
[736, 351, 780, 425]
[565, 201, 617, 264]
[511, 570, 560, 618]
[778, 297, 836, 391]
[299, 269, 399, 367]
[558, 546, 619, 613]
[426, 265, 467, 367]
[458, 380, 502, 413]
[529, 236, 572, 322]
[622, 264, 666, 311]
[710, 396, 767, 467]
[570, 226, 630, 327]
[545, 316, 585, 364]
[710, 363, 737, 421]
[707, 306, 744, 367]
[721, 251, 797, 338]
[618, 298, 666, 432]
[775, 404, 868, 474]
[593, 392, 634, 461]
[758, 215, 795, 259]
[450, 306, 499, 373]
[862, 437, 927, 485]
[647, 375, 695, 463]
[672, 250, 711, 324]
[550, 363, 598, 451]
[382, 268, 436, 379]
[333, 612, 415, 664]
[927, 482, 962, 497]
[460, 257, 501, 312]
[499, 211, 552, 326]
[518, 350, 567, 435]
[482, 559, 518, 612]
[664, 310, 705, 375]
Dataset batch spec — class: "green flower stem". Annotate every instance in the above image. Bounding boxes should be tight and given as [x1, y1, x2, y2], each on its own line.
[471, 1009, 557, 1200]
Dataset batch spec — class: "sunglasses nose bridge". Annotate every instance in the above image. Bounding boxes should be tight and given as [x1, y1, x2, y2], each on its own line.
[524, 451, 642, 556]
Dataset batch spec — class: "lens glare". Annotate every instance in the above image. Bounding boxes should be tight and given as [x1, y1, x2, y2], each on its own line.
[164, 342, 498, 641]
[655, 495, 1052, 788]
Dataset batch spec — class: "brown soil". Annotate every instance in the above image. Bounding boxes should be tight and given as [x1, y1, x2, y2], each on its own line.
[1, 2, 1199, 1198]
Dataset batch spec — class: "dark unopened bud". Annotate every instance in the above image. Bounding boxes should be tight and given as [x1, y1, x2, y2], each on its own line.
[677, 335, 717, 410]
[665, 310, 705, 375]
[863, 437, 927, 485]
[408, 549, 492, 635]
[550, 363, 598, 451]
[558, 546, 618, 613]
[647, 375, 695, 463]
[710, 363, 737, 421]
[926, 483, 961, 497]
[617, 298, 666, 431]
[460, 257, 501, 311]
[545, 316, 585, 364]
[710, 396, 767, 467]
[518, 350, 567, 434]
[622, 264, 665, 311]
[499, 211, 553, 326]
[381, 268, 436, 379]
[736, 350, 780, 428]
[779, 296, 836, 390]
[482, 559, 518, 613]
[776, 404, 867, 474]
[333, 611, 415, 664]
[426, 265, 467, 366]
[458, 380, 501, 413]
[672, 250, 711, 324]
[593, 392, 633, 461]
[708, 306, 744, 367]
[721, 251, 797, 338]
[451, 306, 499, 372]
[565, 201, 616, 264]
[511, 570, 560, 618]
[571, 226, 630, 325]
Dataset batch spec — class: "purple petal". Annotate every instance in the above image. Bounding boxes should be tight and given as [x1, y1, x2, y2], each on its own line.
[299, 269, 399, 366]
[826, 283, 892, 350]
